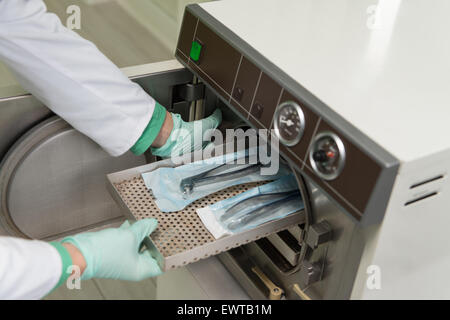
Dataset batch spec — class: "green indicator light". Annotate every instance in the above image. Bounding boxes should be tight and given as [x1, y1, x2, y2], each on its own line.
[190, 41, 202, 62]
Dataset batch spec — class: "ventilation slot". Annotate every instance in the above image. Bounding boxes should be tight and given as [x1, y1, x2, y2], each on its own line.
[404, 192, 438, 206]
[410, 175, 444, 189]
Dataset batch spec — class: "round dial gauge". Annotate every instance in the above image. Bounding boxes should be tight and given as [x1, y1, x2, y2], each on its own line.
[309, 132, 346, 180]
[274, 101, 305, 146]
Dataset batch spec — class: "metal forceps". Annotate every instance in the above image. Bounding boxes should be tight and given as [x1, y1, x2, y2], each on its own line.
[220, 190, 301, 222]
[227, 191, 301, 230]
[179, 155, 265, 196]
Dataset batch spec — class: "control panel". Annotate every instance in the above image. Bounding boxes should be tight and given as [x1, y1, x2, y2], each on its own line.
[175, 6, 398, 225]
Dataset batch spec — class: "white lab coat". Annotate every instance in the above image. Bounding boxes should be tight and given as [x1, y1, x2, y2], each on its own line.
[0, 237, 62, 300]
[0, 0, 155, 157]
[0, 0, 158, 299]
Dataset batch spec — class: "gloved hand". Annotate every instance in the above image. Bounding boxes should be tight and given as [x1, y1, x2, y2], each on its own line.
[62, 219, 161, 281]
[151, 109, 222, 158]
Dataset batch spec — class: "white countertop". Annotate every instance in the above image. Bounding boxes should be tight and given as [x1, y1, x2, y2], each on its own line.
[201, 0, 450, 163]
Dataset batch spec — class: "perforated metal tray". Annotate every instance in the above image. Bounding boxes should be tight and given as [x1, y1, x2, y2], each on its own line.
[106, 149, 305, 271]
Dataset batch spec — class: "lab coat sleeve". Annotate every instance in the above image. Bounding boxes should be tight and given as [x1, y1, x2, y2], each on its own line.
[0, 236, 62, 300]
[0, 0, 155, 156]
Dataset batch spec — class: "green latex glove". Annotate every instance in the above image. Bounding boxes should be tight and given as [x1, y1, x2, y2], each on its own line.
[62, 219, 161, 281]
[151, 108, 222, 158]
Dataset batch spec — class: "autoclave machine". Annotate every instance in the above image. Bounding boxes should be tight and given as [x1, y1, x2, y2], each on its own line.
[2, 0, 450, 300]
[154, 0, 450, 299]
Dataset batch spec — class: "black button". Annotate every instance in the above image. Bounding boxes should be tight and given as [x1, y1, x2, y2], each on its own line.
[233, 86, 244, 101]
[251, 102, 264, 119]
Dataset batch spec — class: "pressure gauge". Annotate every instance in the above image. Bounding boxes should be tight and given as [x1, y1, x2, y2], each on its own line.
[273, 101, 306, 146]
[309, 132, 346, 181]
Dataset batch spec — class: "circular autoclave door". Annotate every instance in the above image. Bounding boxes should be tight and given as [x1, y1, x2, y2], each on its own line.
[0, 116, 146, 239]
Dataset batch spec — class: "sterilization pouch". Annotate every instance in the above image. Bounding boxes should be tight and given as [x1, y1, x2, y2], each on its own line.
[142, 148, 289, 212]
[196, 175, 304, 239]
